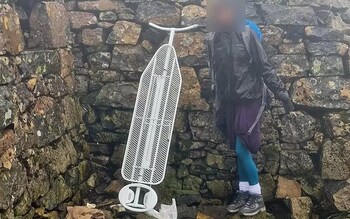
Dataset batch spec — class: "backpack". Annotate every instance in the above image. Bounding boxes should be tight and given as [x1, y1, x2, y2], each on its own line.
[207, 20, 271, 135]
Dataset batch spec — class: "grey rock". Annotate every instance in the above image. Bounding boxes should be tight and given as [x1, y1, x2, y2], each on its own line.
[29, 2, 70, 49]
[135, 1, 180, 26]
[305, 26, 347, 42]
[87, 52, 111, 69]
[18, 50, 60, 79]
[188, 112, 225, 143]
[189, 159, 216, 176]
[300, 175, 324, 201]
[280, 112, 317, 143]
[36, 175, 72, 210]
[289, 0, 350, 10]
[94, 82, 137, 108]
[262, 25, 284, 46]
[322, 138, 350, 180]
[0, 57, 17, 85]
[311, 56, 344, 76]
[183, 175, 203, 191]
[100, 110, 132, 130]
[99, 11, 117, 21]
[270, 55, 309, 79]
[111, 45, 150, 72]
[82, 28, 104, 46]
[69, 12, 98, 29]
[280, 150, 314, 177]
[0, 87, 15, 130]
[291, 77, 350, 109]
[263, 6, 317, 26]
[323, 111, 350, 138]
[111, 144, 126, 167]
[0, 162, 27, 210]
[206, 180, 232, 199]
[260, 174, 276, 201]
[261, 143, 281, 175]
[306, 42, 349, 56]
[181, 5, 206, 26]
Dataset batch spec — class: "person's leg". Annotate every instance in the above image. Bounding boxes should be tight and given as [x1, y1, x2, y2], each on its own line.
[235, 137, 259, 190]
[227, 137, 249, 213]
[236, 136, 265, 216]
[227, 137, 251, 213]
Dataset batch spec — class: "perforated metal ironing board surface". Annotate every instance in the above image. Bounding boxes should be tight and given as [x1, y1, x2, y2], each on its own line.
[121, 44, 181, 185]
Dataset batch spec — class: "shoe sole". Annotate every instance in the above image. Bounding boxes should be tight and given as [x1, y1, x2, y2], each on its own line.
[241, 206, 266, 216]
[227, 208, 240, 213]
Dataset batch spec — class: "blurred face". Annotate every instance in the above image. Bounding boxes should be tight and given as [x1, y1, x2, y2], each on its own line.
[207, 0, 246, 32]
[215, 5, 235, 26]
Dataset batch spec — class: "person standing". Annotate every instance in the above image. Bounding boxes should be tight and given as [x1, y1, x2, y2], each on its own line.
[207, 3, 294, 216]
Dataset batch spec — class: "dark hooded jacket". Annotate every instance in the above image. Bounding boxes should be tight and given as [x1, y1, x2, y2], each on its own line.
[208, 26, 288, 131]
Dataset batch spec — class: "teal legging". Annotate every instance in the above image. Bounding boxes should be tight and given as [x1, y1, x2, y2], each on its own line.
[236, 137, 259, 185]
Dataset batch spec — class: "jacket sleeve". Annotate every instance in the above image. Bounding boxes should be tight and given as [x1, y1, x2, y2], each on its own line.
[249, 29, 286, 97]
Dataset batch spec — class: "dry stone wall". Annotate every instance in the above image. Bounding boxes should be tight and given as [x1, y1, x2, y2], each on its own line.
[0, 1, 92, 218]
[0, 0, 350, 218]
[72, 0, 350, 218]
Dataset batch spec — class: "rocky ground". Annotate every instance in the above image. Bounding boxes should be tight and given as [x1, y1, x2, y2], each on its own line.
[0, 0, 350, 218]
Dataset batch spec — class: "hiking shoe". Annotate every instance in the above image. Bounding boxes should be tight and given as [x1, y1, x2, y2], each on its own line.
[239, 193, 266, 216]
[227, 191, 250, 213]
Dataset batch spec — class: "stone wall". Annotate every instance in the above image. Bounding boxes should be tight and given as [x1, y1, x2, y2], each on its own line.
[71, 0, 350, 218]
[0, 1, 92, 218]
[1, 0, 350, 218]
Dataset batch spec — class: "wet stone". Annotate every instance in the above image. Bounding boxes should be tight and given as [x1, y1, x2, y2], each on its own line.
[270, 55, 309, 79]
[276, 176, 301, 199]
[310, 56, 344, 76]
[286, 197, 313, 219]
[322, 138, 350, 180]
[111, 45, 150, 72]
[0, 57, 17, 85]
[94, 82, 137, 108]
[69, 12, 98, 29]
[280, 150, 314, 177]
[206, 180, 232, 199]
[291, 77, 350, 109]
[181, 5, 206, 26]
[306, 41, 349, 56]
[280, 112, 317, 144]
[179, 67, 209, 111]
[264, 6, 317, 26]
[188, 112, 225, 143]
[279, 43, 306, 55]
[78, 0, 117, 11]
[323, 112, 350, 138]
[173, 32, 207, 66]
[36, 175, 72, 210]
[107, 21, 141, 45]
[183, 175, 203, 191]
[0, 4, 25, 55]
[262, 25, 285, 46]
[29, 2, 70, 49]
[87, 52, 111, 69]
[305, 26, 346, 42]
[135, 1, 180, 26]
[100, 110, 132, 130]
[0, 162, 27, 210]
[82, 28, 104, 46]
[260, 174, 276, 201]
[18, 50, 60, 79]
[99, 11, 117, 21]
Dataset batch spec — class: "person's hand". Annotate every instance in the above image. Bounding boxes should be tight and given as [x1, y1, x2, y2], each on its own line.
[276, 91, 295, 113]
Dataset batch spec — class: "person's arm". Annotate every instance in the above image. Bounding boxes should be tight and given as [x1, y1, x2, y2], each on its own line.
[249, 30, 295, 112]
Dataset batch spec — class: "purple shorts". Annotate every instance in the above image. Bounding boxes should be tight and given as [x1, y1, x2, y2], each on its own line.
[223, 98, 262, 154]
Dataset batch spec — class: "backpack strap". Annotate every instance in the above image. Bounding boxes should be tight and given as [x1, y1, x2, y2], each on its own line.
[242, 26, 268, 135]
[207, 32, 216, 89]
